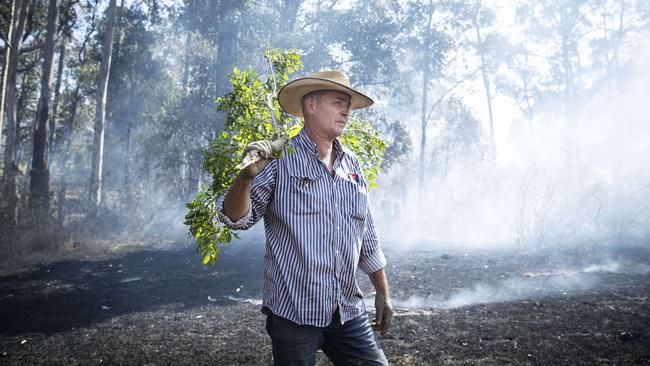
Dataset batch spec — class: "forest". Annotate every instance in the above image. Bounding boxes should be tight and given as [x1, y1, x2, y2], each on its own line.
[1, 0, 650, 365]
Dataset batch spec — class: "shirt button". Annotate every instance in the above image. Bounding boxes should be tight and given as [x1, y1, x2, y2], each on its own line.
[336, 226, 340, 230]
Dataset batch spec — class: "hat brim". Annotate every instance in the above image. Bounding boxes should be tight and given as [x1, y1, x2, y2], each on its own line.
[277, 77, 374, 117]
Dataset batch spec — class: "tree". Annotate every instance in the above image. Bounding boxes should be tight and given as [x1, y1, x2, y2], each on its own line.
[52, 2, 98, 183]
[429, 97, 488, 180]
[515, 0, 597, 126]
[402, 0, 455, 190]
[104, 3, 167, 204]
[2, 0, 29, 227]
[29, 0, 58, 217]
[298, 0, 403, 93]
[496, 41, 543, 125]
[88, 0, 117, 212]
[514, 0, 648, 126]
[49, 0, 77, 158]
[0, 0, 16, 152]
[465, 0, 504, 149]
[49, 39, 66, 156]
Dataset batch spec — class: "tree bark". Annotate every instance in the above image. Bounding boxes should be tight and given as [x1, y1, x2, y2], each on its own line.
[2, 0, 29, 227]
[49, 37, 66, 156]
[30, 0, 58, 216]
[0, 0, 16, 153]
[89, 0, 117, 212]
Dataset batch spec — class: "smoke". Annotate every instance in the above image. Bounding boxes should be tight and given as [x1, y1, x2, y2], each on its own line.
[393, 260, 650, 310]
[582, 260, 650, 275]
[375, 45, 650, 251]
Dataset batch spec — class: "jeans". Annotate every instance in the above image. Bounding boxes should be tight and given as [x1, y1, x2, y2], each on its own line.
[263, 307, 389, 366]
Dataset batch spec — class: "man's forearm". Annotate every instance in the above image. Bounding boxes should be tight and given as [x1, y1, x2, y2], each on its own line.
[223, 176, 253, 222]
[368, 268, 390, 296]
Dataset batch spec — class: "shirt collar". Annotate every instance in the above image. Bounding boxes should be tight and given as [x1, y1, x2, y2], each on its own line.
[293, 128, 347, 160]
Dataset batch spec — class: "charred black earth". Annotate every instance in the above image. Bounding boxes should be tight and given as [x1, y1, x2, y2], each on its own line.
[1, 239, 649, 365]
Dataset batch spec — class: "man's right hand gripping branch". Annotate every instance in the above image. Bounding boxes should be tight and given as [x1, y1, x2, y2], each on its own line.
[223, 140, 272, 222]
[240, 140, 273, 180]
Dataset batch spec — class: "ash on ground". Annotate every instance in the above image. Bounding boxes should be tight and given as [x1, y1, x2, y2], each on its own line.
[1, 240, 649, 365]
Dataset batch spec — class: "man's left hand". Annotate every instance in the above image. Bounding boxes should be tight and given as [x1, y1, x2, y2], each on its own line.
[372, 292, 393, 336]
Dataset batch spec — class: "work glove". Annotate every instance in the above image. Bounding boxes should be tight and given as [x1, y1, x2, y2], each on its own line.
[239, 140, 272, 180]
[372, 292, 393, 336]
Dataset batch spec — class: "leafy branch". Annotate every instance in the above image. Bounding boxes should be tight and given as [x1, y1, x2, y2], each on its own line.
[184, 48, 386, 266]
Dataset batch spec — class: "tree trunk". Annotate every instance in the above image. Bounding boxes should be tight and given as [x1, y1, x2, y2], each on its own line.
[182, 30, 199, 200]
[65, 83, 80, 150]
[2, 0, 29, 227]
[472, 4, 496, 150]
[122, 83, 135, 203]
[55, 81, 79, 180]
[182, 31, 192, 95]
[15, 63, 31, 138]
[49, 38, 66, 156]
[418, 3, 434, 191]
[30, 0, 58, 217]
[214, 1, 240, 104]
[0, 0, 16, 153]
[56, 184, 65, 228]
[419, 57, 429, 191]
[89, 0, 117, 212]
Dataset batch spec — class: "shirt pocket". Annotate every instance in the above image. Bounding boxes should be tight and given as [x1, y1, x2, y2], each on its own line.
[289, 174, 323, 215]
[343, 178, 368, 226]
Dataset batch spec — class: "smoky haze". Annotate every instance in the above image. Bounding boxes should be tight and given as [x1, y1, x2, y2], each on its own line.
[1, 0, 649, 314]
[375, 45, 650, 254]
[4, 2, 650, 365]
[393, 258, 650, 310]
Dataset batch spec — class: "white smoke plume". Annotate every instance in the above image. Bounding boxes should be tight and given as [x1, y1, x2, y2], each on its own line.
[393, 260, 650, 310]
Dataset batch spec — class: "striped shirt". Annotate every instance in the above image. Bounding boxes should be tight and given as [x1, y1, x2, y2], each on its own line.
[217, 128, 387, 327]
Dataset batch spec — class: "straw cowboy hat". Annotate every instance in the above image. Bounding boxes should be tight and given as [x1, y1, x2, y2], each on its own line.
[277, 70, 374, 117]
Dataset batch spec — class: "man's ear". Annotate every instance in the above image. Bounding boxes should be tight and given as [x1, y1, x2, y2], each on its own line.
[304, 95, 316, 117]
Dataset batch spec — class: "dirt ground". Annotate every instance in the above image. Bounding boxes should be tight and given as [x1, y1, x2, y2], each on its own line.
[1, 239, 649, 365]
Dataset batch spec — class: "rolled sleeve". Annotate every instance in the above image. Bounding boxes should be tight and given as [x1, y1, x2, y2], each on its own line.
[215, 195, 254, 230]
[358, 246, 387, 274]
[214, 159, 276, 231]
[358, 205, 386, 274]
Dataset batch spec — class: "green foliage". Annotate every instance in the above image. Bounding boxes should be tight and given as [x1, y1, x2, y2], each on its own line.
[341, 118, 386, 190]
[185, 48, 303, 266]
[184, 48, 387, 266]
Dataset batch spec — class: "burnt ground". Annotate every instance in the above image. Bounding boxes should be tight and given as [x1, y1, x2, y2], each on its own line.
[1, 238, 649, 365]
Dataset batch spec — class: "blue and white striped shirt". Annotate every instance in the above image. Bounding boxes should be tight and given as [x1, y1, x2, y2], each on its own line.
[217, 128, 387, 327]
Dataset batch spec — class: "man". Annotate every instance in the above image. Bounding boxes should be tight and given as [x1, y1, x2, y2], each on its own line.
[218, 70, 392, 365]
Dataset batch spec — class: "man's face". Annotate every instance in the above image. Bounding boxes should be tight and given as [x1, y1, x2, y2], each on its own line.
[306, 90, 352, 139]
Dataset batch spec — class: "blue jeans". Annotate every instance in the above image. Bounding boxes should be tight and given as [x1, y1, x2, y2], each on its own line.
[263, 307, 389, 366]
